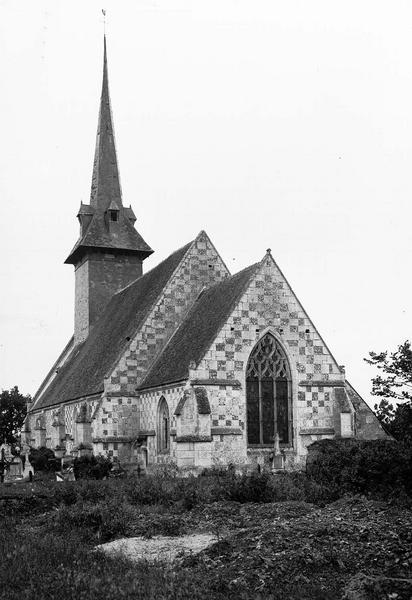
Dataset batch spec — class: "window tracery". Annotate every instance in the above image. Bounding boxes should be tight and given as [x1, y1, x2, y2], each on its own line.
[246, 333, 292, 446]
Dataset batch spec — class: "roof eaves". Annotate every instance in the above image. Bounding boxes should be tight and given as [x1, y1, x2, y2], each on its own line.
[30, 336, 75, 411]
[31, 390, 104, 413]
[136, 377, 188, 393]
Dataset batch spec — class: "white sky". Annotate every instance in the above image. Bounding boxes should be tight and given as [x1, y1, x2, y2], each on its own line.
[0, 0, 411, 405]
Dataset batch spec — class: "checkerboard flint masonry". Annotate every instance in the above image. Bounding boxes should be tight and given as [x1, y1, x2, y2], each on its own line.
[23, 37, 388, 471]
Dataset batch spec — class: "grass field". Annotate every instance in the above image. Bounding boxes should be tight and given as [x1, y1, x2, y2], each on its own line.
[1, 470, 411, 599]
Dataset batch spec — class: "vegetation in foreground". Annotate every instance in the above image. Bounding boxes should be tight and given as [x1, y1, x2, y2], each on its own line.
[1, 444, 412, 600]
[2, 493, 411, 600]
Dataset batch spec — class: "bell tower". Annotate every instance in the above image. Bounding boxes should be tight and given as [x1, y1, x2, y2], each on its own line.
[65, 37, 153, 345]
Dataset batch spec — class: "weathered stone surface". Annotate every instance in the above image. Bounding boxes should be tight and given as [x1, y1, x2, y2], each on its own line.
[97, 533, 216, 563]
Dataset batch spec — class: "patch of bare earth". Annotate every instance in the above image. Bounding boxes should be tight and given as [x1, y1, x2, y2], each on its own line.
[97, 533, 216, 563]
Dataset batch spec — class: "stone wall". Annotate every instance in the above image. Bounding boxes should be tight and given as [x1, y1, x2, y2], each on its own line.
[346, 384, 389, 439]
[106, 232, 229, 395]
[27, 249, 386, 470]
[74, 251, 143, 345]
[189, 252, 386, 464]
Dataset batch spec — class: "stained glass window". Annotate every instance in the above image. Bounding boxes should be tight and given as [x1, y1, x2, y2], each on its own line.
[157, 397, 170, 453]
[246, 334, 292, 446]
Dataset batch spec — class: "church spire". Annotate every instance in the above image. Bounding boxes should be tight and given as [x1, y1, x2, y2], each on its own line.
[65, 34, 153, 344]
[65, 35, 152, 266]
[90, 35, 122, 210]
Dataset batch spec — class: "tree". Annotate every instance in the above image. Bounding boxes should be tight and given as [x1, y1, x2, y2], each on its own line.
[0, 386, 30, 444]
[365, 341, 412, 442]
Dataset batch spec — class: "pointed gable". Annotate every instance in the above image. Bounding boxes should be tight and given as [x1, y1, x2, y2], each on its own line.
[140, 263, 259, 388]
[190, 249, 346, 387]
[33, 231, 230, 410]
[106, 231, 231, 393]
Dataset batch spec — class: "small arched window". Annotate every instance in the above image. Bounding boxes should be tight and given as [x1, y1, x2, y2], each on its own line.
[246, 333, 292, 446]
[157, 397, 170, 453]
[72, 407, 79, 445]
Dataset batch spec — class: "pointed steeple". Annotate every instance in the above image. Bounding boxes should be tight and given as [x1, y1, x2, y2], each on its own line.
[65, 36, 153, 344]
[65, 36, 153, 266]
[90, 35, 122, 210]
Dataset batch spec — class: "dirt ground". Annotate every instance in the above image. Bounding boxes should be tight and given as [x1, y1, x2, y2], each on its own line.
[1, 477, 412, 599]
[179, 498, 412, 599]
[94, 498, 412, 599]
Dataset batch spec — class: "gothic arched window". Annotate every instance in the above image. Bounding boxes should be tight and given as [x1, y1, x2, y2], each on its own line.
[246, 333, 292, 446]
[157, 397, 170, 453]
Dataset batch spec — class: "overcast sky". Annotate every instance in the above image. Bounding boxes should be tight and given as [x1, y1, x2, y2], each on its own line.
[1, 0, 411, 405]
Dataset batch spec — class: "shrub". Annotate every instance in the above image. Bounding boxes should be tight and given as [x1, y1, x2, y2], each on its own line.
[54, 499, 138, 542]
[149, 462, 180, 478]
[53, 480, 115, 505]
[306, 438, 412, 499]
[200, 463, 236, 478]
[124, 471, 190, 506]
[29, 447, 60, 472]
[267, 473, 305, 502]
[53, 482, 78, 506]
[220, 471, 273, 503]
[137, 513, 186, 538]
[73, 455, 113, 480]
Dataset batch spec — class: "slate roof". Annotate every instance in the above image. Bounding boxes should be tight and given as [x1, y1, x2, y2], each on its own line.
[140, 263, 259, 389]
[65, 211, 152, 264]
[175, 387, 211, 415]
[35, 241, 193, 410]
[65, 36, 152, 264]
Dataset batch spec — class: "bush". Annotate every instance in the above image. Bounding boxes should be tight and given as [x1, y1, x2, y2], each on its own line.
[222, 471, 273, 503]
[137, 512, 186, 538]
[29, 447, 60, 472]
[306, 438, 412, 499]
[200, 463, 236, 478]
[54, 482, 78, 506]
[125, 469, 333, 507]
[54, 499, 138, 542]
[125, 474, 176, 505]
[73, 455, 113, 480]
[53, 480, 115, 505]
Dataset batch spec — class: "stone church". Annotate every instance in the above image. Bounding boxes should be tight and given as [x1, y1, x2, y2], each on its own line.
[24, 38, 387, 471]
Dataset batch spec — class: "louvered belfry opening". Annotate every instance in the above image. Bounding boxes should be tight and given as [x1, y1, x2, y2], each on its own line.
[246, 333, 292, 446]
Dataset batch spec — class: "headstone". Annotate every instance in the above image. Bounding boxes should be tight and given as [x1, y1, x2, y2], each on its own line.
[56, 455, 76, 482]
[0, 443, 25, 481]
[22, 451, 34, 480]
[272, 433, 285, 471]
